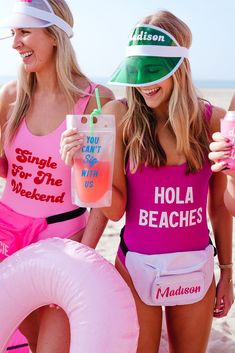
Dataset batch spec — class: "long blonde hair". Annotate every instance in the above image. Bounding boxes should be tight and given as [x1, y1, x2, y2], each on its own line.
[6, 0, 90, 142]
[123, 11, 210, 174]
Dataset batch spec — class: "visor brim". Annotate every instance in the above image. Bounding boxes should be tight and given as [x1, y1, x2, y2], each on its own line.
[0, 13, 51, 29]
[109, 55, 184, 87]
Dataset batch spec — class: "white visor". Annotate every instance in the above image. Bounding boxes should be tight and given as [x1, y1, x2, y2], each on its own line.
[0, 13, 50, 29]
[0, 0, 73, 38]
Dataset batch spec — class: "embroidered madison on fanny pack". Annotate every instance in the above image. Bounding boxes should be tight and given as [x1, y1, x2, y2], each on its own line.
[120, 230, 214, 306]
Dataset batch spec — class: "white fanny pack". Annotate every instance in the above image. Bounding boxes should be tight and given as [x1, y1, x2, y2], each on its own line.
[121, 231, 214, 306]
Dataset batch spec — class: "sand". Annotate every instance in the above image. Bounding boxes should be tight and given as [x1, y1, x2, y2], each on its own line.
[0, 87, 234, 352]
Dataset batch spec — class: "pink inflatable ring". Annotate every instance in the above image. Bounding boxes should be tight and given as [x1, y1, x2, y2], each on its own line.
[0, 238, 139, 353]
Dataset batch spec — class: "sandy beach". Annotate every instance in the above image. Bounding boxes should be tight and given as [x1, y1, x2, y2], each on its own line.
[0, 87, 235, 352]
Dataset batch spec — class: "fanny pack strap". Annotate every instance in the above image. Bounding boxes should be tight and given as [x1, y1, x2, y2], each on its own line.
[120, 226, 128, 255]
[120, 226, 216, 257]
[46, 207, 87, 224]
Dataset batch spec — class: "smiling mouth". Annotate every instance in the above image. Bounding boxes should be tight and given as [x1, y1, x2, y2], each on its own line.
[141, 87, 160, 96]
[20, 51, 33, 59]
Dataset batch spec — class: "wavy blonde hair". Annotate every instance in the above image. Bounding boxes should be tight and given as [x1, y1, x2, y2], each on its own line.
[6, 0, 90, 142]
[123, 11, 210, 174]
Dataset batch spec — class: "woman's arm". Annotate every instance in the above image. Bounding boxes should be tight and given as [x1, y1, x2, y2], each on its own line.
[208, 106, 234, 318]
[0, 156, 8, 178]
[208, 171, 234, 317]
[0, 80, 17, 178]
[224, 176, 235, 216]
[81, 100, 127, 249]
[81, 208, 108, 249]
[100, 100, 127, 221]
[229, 94, 235, 111]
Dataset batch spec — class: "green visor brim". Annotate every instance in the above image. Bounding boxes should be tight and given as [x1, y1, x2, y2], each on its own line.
[109, 55, 183, 87]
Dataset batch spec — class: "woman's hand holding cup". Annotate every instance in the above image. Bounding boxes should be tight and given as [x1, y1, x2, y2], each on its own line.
[209, 132, 235, 175]
[60, 128, 84, 166]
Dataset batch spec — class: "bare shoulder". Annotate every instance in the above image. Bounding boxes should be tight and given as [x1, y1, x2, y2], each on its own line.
[0, 80, 17, 104]
[102, 100, 128, 136]
[0, 80, 17, 125]
[83, 82, 115, 114]
[97, 84, 115, 101]
[229, 93, 235, 110]
[102, 99, 128, 118]
[209, 105, 226, 134]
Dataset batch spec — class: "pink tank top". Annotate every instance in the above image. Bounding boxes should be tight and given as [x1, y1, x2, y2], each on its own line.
[2, 83, 98, 239]
[118, 104, 213, 264]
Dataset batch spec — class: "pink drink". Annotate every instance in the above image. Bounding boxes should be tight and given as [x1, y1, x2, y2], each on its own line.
[74, 158, 111, 203]
[220, 111, 235, 170]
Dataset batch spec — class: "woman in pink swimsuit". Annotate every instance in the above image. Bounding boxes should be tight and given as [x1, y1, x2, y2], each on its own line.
[61, 10, 234, 353]
[0, 0, 113, 352]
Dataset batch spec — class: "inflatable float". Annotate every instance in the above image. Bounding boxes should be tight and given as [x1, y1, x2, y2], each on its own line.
[0, 238, 139, 353]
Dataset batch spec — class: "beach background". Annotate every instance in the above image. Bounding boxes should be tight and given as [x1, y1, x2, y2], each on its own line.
[0, 0, 234, 350]
[0, 84, 235, 352]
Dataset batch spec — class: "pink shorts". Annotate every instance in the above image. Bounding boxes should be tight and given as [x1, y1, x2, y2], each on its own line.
[0, 202, 86, 261]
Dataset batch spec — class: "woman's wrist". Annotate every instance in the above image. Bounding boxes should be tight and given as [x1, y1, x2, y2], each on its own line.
[218, 263, 233, 270]
[218, 263, 233, 281]
[227, 175, 235, 185]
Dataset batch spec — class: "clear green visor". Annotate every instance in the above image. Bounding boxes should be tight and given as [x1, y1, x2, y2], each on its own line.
[109, 55, 183, 87]
[109, 24, 188, 87]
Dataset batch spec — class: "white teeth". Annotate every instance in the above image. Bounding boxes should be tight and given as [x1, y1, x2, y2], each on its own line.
[142, 88, 160, 94]
[20, 51, 33, 58]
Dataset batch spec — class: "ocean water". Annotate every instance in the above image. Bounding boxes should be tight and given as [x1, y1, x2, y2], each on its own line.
[1, 75, 235, 89]
[0, 76, 16, 85]
[194, 80, 235, 89]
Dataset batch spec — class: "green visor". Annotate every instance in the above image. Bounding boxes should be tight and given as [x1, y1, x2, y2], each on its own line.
[109, 24, 189, 87]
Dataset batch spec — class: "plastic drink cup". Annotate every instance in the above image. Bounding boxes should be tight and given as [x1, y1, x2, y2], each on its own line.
[67, 88, 115, 207]
[220, 111, 235, 170]
[67, 113, 115, 208]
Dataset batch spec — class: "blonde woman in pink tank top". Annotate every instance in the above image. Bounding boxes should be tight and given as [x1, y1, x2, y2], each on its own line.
[61, 10, 234, 353]
[0, 1, 114, 353]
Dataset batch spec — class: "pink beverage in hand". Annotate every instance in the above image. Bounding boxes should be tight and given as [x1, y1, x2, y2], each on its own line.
[73, 158, 111, 203]
[67, 113, 115, 207]
[220, 111, 235, 170]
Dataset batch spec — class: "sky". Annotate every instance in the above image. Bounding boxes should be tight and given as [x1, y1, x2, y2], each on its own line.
[0, 0, 234, 84]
